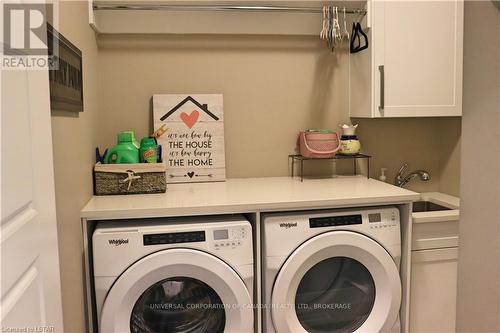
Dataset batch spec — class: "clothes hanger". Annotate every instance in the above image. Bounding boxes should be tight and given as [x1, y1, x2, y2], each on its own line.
[333, 7, 342, 45]
[320, 6, 327, 40]
[354, 21, 369, 52]
[328, 6, 333, 49]
[343, 7, 350, 42]
[350, 14, 368, 53]
[330, 6, 336, 51]
[350, 22, 360, 53]
[330, 6, 335, 49]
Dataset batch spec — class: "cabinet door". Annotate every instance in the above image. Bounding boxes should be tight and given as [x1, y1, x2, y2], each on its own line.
[373, 0, 463, 117]
[409, 247, 458, 333]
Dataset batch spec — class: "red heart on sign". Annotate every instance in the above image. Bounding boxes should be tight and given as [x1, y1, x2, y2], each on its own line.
[180, 110, 199, 129]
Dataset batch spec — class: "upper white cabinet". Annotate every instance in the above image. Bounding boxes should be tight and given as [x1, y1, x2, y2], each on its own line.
[350, 0, 464, 118]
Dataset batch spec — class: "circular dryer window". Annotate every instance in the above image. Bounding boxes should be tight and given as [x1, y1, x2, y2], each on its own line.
[295, 257, 376, 333]
[130, 276, 225, 333]
[271, 231, 401, 333]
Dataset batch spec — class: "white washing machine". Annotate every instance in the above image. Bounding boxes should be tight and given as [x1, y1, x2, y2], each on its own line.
[93, 215, 254, 333]
[262, 207, 402, 333]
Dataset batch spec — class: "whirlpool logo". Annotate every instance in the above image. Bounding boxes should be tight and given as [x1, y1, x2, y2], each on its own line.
[279, 222, 297, 229]
[108, 239, 129, 246]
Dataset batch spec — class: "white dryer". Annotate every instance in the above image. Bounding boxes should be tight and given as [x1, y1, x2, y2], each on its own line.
[93, 215, 254, 333]
[262, 207, 402, 333]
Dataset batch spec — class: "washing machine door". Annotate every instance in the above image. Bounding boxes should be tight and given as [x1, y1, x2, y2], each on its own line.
[100, 248, 253, 333]
[271, 231, 401, 333]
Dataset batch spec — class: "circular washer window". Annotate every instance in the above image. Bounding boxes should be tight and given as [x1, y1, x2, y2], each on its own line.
[130, 276, 225, 333]
[295, 257, 376, 333]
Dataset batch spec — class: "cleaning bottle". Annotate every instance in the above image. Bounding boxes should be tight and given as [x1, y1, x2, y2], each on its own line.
[379, 168, 388, 182]
[140, 137, 157, 163]
[104, 131, 140, 164]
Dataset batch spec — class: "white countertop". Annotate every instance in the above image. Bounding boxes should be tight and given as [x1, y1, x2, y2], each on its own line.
[81, 176, 419, 220]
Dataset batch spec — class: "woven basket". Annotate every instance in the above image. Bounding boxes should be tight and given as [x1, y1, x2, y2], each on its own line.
[93, 163, 166, 195]
[298, 131, 341, 158]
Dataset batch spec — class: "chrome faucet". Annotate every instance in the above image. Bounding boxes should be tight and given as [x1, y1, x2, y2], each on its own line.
[395, 163, 431, 187]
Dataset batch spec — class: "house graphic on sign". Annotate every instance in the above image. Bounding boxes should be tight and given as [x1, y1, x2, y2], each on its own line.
[160, 96, 220, 121]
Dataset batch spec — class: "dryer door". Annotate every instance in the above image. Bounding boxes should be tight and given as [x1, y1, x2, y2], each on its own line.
[271, 231, 401, 333]
[100, 248, 253, 333]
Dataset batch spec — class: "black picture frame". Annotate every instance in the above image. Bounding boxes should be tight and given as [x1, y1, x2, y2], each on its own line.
[47, 23, 83, 112]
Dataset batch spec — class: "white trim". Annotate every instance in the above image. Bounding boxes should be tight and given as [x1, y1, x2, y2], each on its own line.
[88, 0, 99, 32]
[412, 211, 460, 224]
[271, 231, 401, 333]
[411, 247, 459, 263]
[413, 236, 459, 251]
[100, 248, 253, 332]
[419, 192, 460, 209]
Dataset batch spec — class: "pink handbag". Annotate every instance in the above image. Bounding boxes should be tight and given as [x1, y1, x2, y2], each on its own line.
[299, 131, 341, 158]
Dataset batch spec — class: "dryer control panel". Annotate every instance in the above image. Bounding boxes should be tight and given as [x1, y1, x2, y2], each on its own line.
[309, 210, 397, 230]
[263, 207, 401, 258]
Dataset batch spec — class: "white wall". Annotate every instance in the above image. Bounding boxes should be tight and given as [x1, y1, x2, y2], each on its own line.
[456, 2, 500, 331]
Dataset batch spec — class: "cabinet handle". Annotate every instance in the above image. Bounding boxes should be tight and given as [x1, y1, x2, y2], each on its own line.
[379, 65, 385, 110]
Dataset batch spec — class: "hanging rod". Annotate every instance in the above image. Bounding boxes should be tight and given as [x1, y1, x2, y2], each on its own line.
[92, 3, 367, 15]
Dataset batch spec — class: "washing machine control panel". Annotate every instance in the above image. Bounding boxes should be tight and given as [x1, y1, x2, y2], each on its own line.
[310, 214, 362, 228]
[143, 231, 206, 246]
[212, 226, 247, 250]
[367, 210, 398, 230]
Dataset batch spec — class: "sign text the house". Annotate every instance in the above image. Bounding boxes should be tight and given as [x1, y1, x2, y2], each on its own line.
[167, 130, 214, 167]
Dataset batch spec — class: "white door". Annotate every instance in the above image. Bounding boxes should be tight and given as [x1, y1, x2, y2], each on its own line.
[99, 248, 253, 333]
[409, 248, 458, 333]
[373, 0, 463, 117]
[1, 63, 63, 328]
[271, 231, 401, 333]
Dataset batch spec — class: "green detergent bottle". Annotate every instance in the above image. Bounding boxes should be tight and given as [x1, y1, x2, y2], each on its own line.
[140, 137, 157, 163]
[104, 131, 140, 164]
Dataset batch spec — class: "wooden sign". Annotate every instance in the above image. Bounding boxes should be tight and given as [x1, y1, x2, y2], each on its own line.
[153, 94, 226, 183]
[47, 23, 83, 112]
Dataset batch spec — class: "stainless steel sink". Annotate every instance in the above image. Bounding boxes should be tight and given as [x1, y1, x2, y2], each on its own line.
[412, 201, 452, 213]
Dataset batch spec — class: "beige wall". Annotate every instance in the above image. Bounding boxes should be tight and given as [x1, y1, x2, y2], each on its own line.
[357, 117, 461, 195]
[97, 35, 351, 177]
[97, 34, 461, 194]
[437, 117, 461, 196]
[456, 2, 500, 332]
[50, 2, 98, 332]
